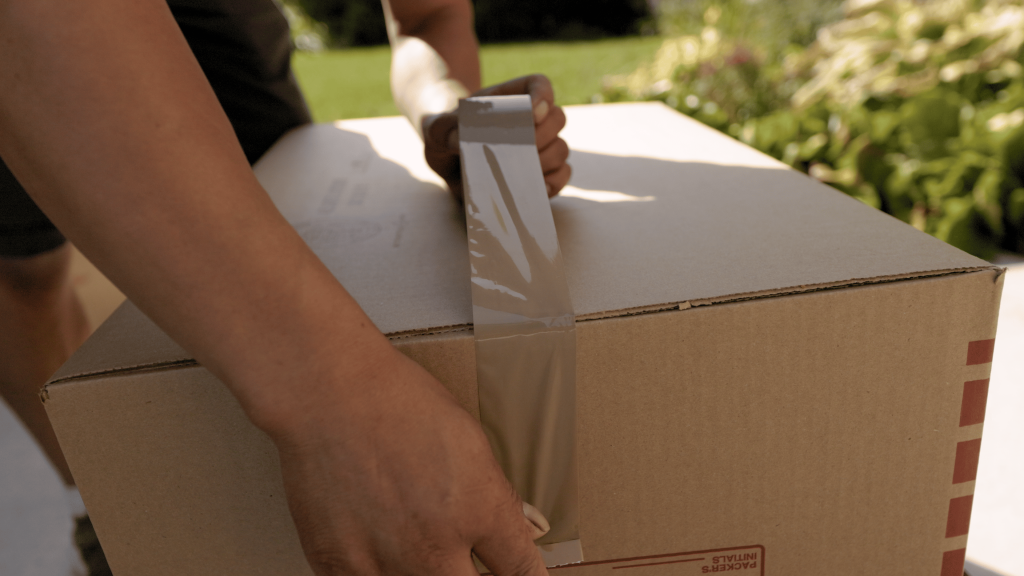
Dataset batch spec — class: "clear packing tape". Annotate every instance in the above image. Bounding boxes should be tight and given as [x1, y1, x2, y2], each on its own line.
[459, 96, 583, 565]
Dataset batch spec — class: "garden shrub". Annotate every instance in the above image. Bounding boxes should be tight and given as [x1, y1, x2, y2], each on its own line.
[606, 0, 1024, 258]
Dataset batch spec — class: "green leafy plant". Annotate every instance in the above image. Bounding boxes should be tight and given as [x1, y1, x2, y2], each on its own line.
[606, 0, 1024, 258]
[601, 4, 803, 131]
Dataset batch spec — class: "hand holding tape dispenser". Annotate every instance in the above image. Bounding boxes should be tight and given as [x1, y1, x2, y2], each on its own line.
[458, 95, 583, 567]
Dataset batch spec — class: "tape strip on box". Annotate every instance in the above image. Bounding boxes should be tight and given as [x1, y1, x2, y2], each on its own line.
[459, 95, 582, 562]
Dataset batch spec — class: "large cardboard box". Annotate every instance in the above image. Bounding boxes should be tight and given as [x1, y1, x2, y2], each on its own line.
[44, 103, 1004, 576]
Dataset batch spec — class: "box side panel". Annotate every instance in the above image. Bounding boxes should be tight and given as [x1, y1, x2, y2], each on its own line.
[44, 368, 312, 576]
[391, 330, 479, 419]
[574, 270, 1002, 576]
[49, 300, 189, 382]
[43, 333, 479, 576]
[44, 270, 1002, 576]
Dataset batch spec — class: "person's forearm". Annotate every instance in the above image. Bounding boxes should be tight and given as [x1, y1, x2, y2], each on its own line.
[384, 0, 481, 136]
[0, 4, 557, 572]
[388, 0, 480, 93]
[0, 0, 387, 428]
[383, 0, 570, 198]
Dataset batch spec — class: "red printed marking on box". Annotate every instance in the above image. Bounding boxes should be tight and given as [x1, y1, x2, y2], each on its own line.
[952, 439, 982, 484]
[960, 379, 990, 427]
[966, 339, 995, 365]
[612, 557, 704, 569]
[940, 549, 966, 576]
[945, 496, 973, 538]
[540, 545, 765, 575]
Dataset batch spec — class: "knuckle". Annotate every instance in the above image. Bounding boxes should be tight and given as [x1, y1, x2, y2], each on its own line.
[550, 106, 566, 128]
[502, 553, 544, 576]
[531, 73, 552, 87]
[408, 540, 457, 574]
[548, 166, 571, 193]
[554, 139, 570, 161]
[301, 531, 376, 576]
[541, 142, 569, 170]
[305, 549, 362, 576]
[527, 74, 554, 96]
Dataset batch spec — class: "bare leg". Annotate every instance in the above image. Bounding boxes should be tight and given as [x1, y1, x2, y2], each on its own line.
[0, 244, 89, 486]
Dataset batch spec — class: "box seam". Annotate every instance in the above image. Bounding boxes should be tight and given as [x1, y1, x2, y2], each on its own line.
[46, 359, 199, 387]
[49, 266, 997, 383]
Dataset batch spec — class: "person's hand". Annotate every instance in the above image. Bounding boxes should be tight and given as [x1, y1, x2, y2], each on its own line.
[423, 75, 571, 200]
[266, 343, 549, 576]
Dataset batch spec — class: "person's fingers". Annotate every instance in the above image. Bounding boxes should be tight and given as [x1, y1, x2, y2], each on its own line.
[424, 112, 460, 153]
[422, 111, 464, 199]
[433, 78, 565, 199]
[421, 551, 484, 576]
[522, 502, 550, 541]
[543, 163, 572, 197]
[534, 105, 566, 151]
[473, 74, 555, 125]
[472, 494, 549, 576]
[538, 137, 569, 177]
[452, 556, 487, 576]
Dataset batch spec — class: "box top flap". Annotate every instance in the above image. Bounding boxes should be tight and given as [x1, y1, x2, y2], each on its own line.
[50, 103, 991, 382]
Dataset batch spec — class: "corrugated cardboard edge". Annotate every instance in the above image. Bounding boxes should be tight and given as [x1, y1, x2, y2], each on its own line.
[45, 359, 200, 388]
[44, 265, 1002, 388]
[576, 265, 1004, 321]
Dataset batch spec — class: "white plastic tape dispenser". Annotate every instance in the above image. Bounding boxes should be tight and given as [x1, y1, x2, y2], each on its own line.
[459, 95, 583, 568]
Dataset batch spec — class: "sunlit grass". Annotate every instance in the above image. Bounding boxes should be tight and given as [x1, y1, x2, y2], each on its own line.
[292, 36, 663, 122]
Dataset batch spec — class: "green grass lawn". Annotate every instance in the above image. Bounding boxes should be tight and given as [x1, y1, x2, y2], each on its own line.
[292, 36, 663, 122]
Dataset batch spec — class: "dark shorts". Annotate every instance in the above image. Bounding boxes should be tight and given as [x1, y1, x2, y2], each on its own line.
[0, 0, 311, 258]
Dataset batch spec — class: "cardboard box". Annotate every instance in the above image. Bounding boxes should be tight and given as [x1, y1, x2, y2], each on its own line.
[44, 103, 1004, 575]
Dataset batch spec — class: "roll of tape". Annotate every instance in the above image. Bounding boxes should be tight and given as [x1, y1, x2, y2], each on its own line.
[459, 95, 582, 563]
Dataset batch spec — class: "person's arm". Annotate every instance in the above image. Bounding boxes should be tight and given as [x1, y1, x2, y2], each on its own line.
[0, 1, 546, 574]
[384, 0, 571, 198]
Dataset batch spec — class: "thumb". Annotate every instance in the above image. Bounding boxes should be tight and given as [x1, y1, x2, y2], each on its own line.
[522, 501, 550, 541]
[472, 74, 555, 125]
[472, 496, 549, 576]
[423, 111, 460, 152]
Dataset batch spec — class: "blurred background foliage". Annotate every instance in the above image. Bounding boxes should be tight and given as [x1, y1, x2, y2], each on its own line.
[281, 0, 661, 120]
[283, 0, 662, 121]
[292, 37, 664, 121]
[283, 0, 652, 47]
[605, 0, 1024, 257]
